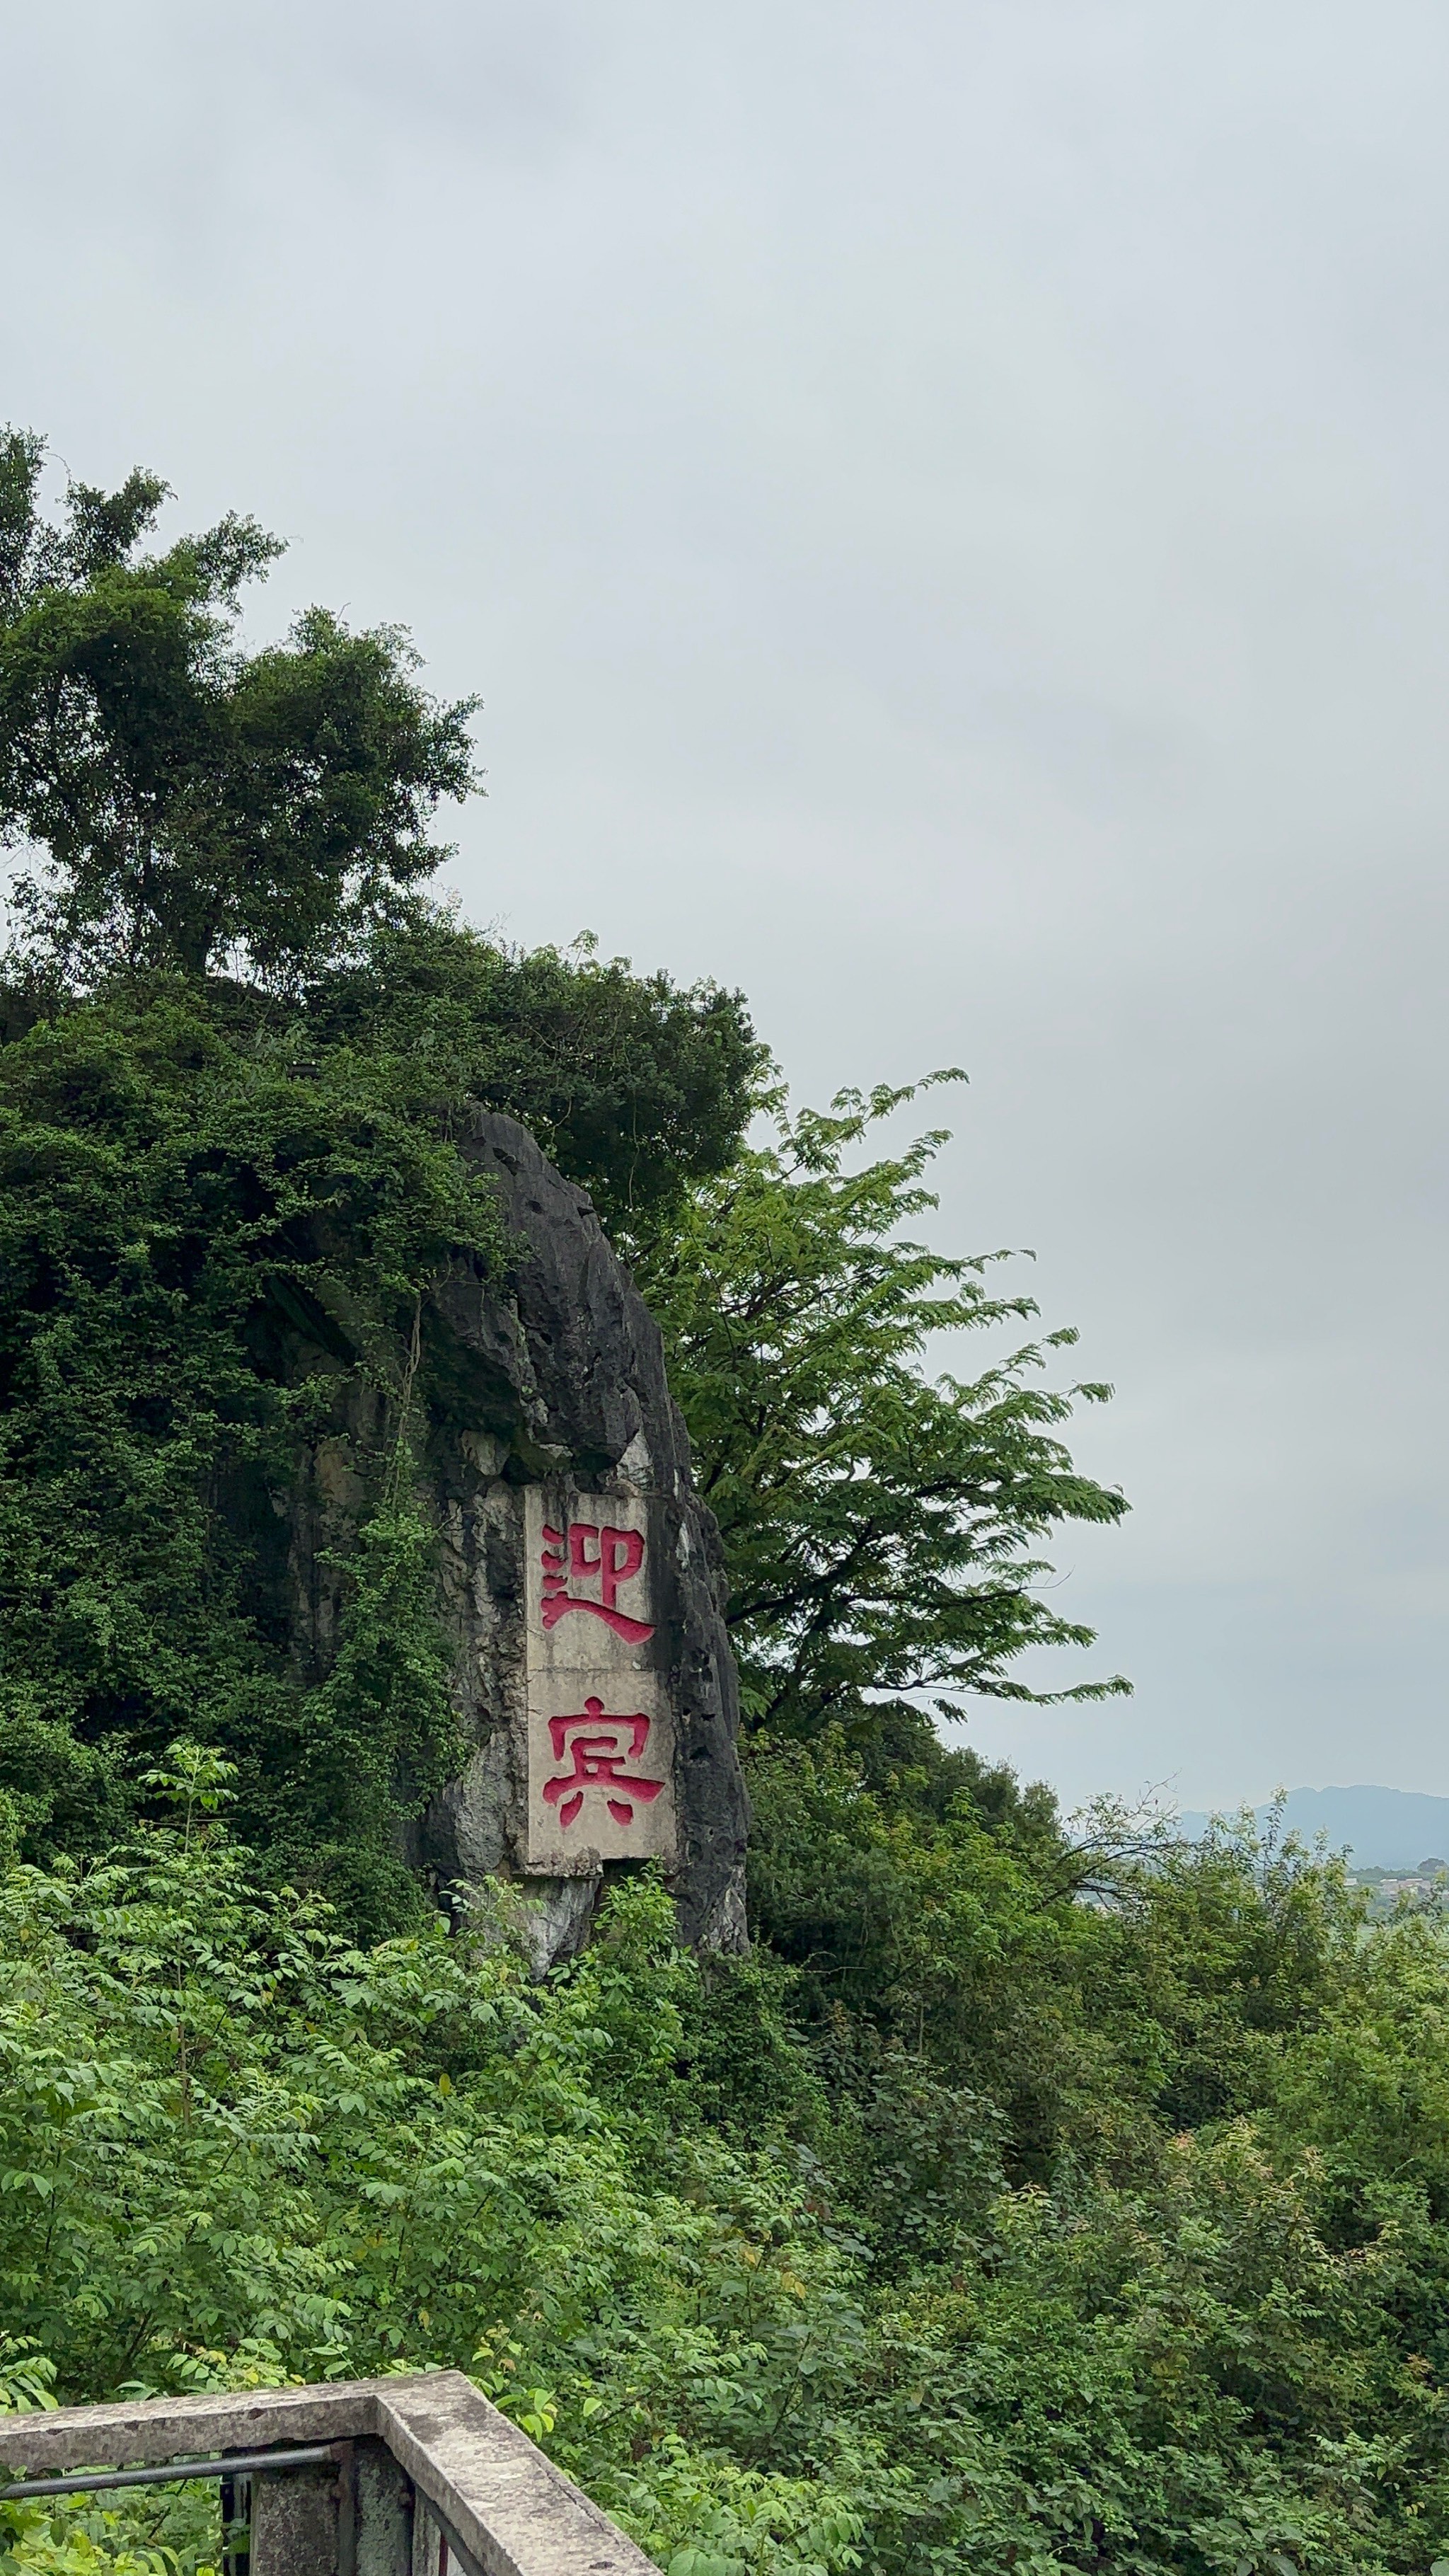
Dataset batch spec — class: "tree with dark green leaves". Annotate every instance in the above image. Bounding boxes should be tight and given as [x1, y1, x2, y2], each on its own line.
[0, 433, 760, 1907]
[0, 428, 478, 987]
[0, 428, 762, 1226]
[307, 914, 766, 1236]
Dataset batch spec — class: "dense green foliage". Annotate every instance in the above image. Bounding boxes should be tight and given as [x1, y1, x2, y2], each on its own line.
[0, 428, 476, 987]
[0, 432, 1107, 1905]
[0, 945, 757, 1904]
[0, 435, 761, 1899]
[633, 1081, 1128, 1735]
[9, 1750, 1449, 2575]
[0, 971, 490, 1904]
[10, 433, 1446, 2576]
[309, 915, 765, 1236]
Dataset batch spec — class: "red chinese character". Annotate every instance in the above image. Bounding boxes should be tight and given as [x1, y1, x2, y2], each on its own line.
[539, 1519, 654, 1643]
[542, 1698, 665, 1830]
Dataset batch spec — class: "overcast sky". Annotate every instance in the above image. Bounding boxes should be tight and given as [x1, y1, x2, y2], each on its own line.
[7, 1, 1448, 1811]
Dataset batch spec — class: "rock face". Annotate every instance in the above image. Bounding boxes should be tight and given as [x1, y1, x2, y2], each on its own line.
[400, 1110, 749, 1965]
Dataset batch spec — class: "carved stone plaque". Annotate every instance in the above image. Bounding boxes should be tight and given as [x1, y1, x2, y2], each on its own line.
[524, 1488, 678, 1871]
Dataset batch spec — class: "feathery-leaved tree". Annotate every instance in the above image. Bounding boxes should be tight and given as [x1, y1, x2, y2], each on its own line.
[633, 1078, 1129, 1736]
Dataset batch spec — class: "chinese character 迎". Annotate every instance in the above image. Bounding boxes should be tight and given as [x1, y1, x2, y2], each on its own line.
[542, 1698, 664, 1830]
[539, 1519, 654, 1643]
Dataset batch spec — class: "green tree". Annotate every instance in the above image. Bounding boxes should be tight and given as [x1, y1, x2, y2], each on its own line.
[0, 433, 761, 1903]
[308, 913, 764, 1236]
[633, 1079, 1129, 1737]
[0, 428, 477, 986]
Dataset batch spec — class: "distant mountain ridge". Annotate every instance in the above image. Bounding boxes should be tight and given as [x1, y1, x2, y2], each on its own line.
[1176, 1783, 1449, 1870]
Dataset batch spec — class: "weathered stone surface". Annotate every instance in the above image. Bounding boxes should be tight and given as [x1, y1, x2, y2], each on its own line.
[255, 1110, 748, 1963]
[411, 1111, 749, 1962]
[250, 2458, 342, 2576]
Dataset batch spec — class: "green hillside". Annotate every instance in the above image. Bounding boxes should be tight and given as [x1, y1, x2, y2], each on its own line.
[4, 439, 1449, 2576]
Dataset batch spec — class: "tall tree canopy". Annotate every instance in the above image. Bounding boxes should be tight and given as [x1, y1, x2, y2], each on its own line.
[0, 427, 477, 986]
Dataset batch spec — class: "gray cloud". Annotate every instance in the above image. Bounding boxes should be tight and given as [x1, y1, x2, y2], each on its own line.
[6, 0, 1447, 1807]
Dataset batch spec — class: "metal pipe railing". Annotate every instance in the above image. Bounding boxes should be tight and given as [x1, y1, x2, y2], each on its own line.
[1, 2444, 341, 2501]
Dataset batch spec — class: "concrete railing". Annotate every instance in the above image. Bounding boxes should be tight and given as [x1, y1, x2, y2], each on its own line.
[0, 2371, 655, 2576]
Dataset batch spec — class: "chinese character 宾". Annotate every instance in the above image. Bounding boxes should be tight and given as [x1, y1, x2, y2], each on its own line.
[542, 1699, 664, 1830]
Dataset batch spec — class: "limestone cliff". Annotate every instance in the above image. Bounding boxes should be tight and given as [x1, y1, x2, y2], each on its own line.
[282, 1109, 749, 1967]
